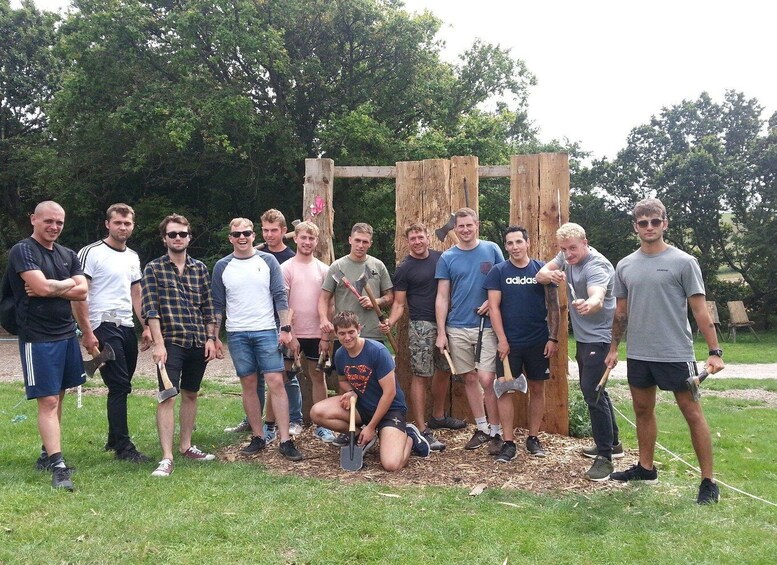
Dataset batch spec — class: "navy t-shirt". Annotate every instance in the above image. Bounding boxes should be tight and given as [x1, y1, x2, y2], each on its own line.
[334, 339, 406, 416]
[483, 259, 549, 348]
[392, 250, 441, 322]
[266, 246, 295, 265]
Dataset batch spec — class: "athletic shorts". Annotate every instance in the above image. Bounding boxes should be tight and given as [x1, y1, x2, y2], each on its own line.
[357, 406, 407, 432]
[297, 338, 321, 361]
[626, 358, 698, 392]
[446, 326, 497, 374]
[503, 341, 551, 381]
[159, 343, 207, 393]
[228, 330, 284, 376]
[408, 320, 448, 377]
[20, 337, 86, 399]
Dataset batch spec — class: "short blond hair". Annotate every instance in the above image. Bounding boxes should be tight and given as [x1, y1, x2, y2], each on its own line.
[556, 222, 586, 241]
[261, 208, 286, 228]
[295, 221, 320, 237]
[229, 217, 254, 230]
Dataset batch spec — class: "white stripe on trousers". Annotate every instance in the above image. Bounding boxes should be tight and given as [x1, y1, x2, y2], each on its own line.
[24, 342, 35, 387]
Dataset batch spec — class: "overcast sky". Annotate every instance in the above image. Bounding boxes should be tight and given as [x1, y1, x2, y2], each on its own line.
[15, 0, 777, 160]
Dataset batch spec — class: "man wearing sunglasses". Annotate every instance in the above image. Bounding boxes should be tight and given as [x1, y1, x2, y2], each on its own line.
[211, 218, 303, 461]
[604, 198, 725, 504]
[141, 214, 220, 477]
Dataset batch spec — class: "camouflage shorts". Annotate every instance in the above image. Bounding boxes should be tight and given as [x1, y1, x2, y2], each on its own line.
[408, 320, 449, 377]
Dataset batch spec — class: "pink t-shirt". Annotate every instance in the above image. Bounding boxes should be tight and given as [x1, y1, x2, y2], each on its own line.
[282, 256, 328, 338]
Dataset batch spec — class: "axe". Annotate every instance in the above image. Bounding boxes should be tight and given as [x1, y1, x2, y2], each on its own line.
[594, 367, 612, 403]
[157, 362, 179, 403]
[434, 214, 459, 244]
[356, 265, 399, 352]
[331, 269, 364, 301]
[255, 219, 301, 250]
[82, 344, 116, 378]
[493, 355, 527, 398]
[316, 333, 331, 372]
[441, 348, 463, 383]
[687, 369, 712, 402]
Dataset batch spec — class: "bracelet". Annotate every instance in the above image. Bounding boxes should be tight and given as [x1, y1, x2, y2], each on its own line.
[548, 337, 558, 343]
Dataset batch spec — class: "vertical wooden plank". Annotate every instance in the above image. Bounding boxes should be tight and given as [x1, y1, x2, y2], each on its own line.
[450, 155, 479, 213]
[303, 158, 335, 265]
[422, 159, 452, 252]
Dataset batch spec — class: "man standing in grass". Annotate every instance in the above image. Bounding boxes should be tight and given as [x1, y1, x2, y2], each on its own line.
[211, 218, 303, 461]
[536, 222, 621, 481]
[73, 203, 153, 464]
[486, 226, 559, 462]
[142, 213, 219, 477]
[605, 198, 724, 504]
[7, 201, 87, 491]
[310, 311, 429, 472]
[380, 223, 466, 451]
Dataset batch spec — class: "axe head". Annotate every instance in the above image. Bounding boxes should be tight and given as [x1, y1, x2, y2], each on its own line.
[83, 344, 116, 378]
[493, 373, 528, 398]
[157, 387, 178, 403]
[434, 214, 456, 242]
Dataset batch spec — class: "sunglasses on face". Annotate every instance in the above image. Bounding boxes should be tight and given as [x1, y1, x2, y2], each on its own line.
[166, 231, 190, 239]
[229, 230, 254, 238]
[635, 218, 664, 228]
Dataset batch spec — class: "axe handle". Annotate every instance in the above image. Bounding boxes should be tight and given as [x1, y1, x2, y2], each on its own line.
[362, 285, 398, 352]
[595, 367, 612, 392]
[501, 356, 514, 381]
[442, 348, 458, 377]
[158, 363, 175, 390]
[341, 277, 364, 301]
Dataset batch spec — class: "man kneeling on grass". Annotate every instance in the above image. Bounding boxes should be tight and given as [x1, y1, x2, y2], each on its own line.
[310, 311, 429, 471]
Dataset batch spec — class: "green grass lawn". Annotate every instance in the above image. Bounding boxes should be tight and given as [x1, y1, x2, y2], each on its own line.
[1, 380, 776, 564]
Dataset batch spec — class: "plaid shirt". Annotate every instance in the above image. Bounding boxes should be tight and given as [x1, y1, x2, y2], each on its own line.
[141, 254, 215, 348]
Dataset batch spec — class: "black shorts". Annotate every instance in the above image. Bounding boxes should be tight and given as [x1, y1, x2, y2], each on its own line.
[159, 343, 207, 393]
[503, 341, 550, 381]
[297, 338, 321, 361]
[627, 358, 697, 392]
[357, 407, 407, 432]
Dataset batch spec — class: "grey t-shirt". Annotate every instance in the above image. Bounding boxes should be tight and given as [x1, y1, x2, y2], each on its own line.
[613, 246, 705, 362]
[550, 246, 615, 343]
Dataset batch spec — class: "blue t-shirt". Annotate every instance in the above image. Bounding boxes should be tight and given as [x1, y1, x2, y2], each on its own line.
[334, 339, 407, 416]
[435, 241, 504, 328]
[484, 259, 549, 348]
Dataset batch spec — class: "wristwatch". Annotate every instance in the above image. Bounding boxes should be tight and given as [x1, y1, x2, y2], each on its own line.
[280, 325, 292, 333]
[708, 348, 723, 357]
[207, 335, 217, 342]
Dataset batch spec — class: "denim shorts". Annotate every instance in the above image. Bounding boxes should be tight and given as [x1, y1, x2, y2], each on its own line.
[228, 330, 284, 377]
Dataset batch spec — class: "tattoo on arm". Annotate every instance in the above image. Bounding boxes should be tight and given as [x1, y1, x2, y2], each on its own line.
[611, 312, 627, 345]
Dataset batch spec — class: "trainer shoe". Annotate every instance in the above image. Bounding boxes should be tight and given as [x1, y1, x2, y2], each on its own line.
[610, 463, 658, 484]
[422, 428, 446, 451]
[406, 423, 431, 458]
[263, 423, 278, 444]
[582, 441, 625, 459]
[181, 445, 216, 461]
[241, 435, 267, 455]
[278, 439, 304, 461]
[585, 456, 614, 482]
[52, 465, 74, 491]
[35, 451, 51, 472]
[224, 417, 251, 433]
[495, 441, 517, 463]
[289, 421, 304, 436]
[697, 478, 720, 504]
[332, 433, 350, 448]
[488, 433, 505, 456]
[427, 415, 467, 430]
[116, 448, 152, 463]
[151, 458, 174, 477]
[526, 436, 546, 457]
[464, 429, 490, 450]
[314, 426, 337, 443]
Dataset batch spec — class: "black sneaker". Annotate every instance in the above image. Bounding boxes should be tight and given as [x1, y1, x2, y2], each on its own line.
[488, 433, 505, 456]
[495, 441, 517, 463]
[35, 452, 51, 471]
[464, 430, 490, 450]
[582, 441, 625, 459]
[697, 478, 720, 504]
[427, 415, 467, 430]
[526, 436, 546, 457]
[52, 466, 74, 491]
[610, 463, 658, 484]
[279, 439, 304, 461]
[406, 423, 431, 458]
[115, 448, 151, 463]
[241, 435, 267, 455]
[332, 433, 349, 448]
[422, 428, 446, 451]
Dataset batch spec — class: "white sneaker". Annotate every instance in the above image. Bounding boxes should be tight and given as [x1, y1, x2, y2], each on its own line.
[289, 422, 304, 436]
[314, 426, 337, 443]
[263, 424, 277, 444]
[151, 458, 174, 477]
[224, 418, 251, 433]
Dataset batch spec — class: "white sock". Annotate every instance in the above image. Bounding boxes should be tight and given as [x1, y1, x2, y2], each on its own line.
[490, 424, 503, 437]
[475, 417, 488, 433]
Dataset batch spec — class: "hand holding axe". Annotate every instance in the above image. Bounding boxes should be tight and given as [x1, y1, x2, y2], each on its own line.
[594, 367, 612, 403]
[157, 362, 179, 403]
[82, 344, 116, 378]
[686, 368, 713, 402]
[493, 355, 527, 398]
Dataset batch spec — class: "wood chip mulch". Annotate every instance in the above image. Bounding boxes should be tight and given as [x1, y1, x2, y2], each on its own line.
[217, 427, 639, 496]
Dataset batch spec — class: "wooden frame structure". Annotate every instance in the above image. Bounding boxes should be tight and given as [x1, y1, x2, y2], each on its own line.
[302, 154, 570, 435]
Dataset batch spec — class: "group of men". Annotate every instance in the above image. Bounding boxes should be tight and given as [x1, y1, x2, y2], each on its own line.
[7, 196, 724, 504]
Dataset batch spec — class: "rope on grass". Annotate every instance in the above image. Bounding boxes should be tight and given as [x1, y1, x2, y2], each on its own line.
[611, 403, 777, 508]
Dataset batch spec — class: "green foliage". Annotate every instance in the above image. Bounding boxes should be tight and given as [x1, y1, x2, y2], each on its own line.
[567, 385, 592, 438]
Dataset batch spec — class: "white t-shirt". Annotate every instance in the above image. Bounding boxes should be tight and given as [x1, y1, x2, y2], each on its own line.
[282, 256, 328, 338]
[78, 240, 142, 329]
